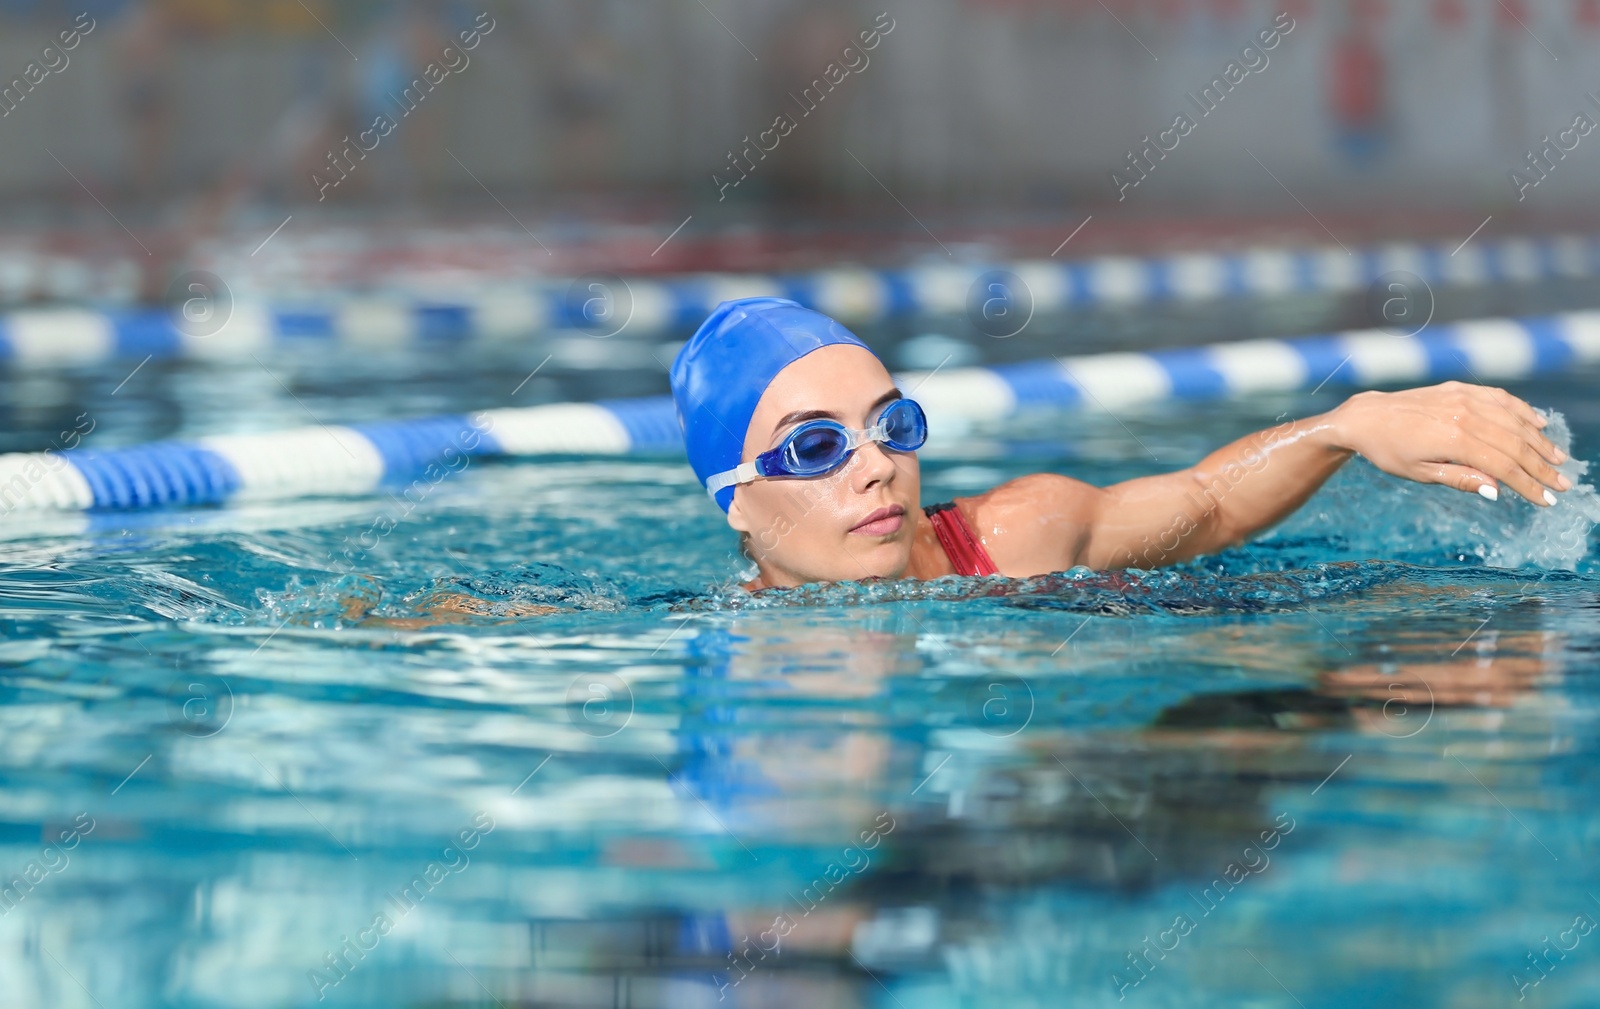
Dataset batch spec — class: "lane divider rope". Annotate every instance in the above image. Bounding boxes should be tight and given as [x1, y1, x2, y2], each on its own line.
[4, 311, 1597, 515]
[1, 234, 1596, 364]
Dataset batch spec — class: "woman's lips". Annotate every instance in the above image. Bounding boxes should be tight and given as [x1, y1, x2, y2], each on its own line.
[850, 504, 905, 536]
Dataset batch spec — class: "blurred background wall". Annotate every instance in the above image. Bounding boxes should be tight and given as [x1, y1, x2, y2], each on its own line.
[1, 0, 1597, 220]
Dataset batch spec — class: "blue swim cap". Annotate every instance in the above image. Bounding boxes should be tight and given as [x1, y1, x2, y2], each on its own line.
[671, 298, 874, 512]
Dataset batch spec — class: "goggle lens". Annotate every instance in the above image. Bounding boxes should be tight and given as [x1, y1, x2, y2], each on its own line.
[786, 424, 851, 474]
[880, 399, 927, 450]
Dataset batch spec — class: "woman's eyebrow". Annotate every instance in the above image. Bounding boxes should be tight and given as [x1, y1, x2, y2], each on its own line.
[773, 408, 836, 429]
[772, 389, 903, 432]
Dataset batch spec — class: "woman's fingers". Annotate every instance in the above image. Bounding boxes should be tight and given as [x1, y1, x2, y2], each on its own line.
[1423, 462, 1499, 500]
[1468, 387, 1566, 465]
[1426, 439, 1554, 506]
[1461, 414, 1573, 495]
[1481, 384, 1548, 433]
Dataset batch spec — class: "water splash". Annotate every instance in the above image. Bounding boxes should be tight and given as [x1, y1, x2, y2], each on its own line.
[1484, 410, 1600, 569]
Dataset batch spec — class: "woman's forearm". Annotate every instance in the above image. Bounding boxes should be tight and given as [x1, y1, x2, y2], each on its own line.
[1177, 409, 1353, 556]
[1083, 409, 1350, 569]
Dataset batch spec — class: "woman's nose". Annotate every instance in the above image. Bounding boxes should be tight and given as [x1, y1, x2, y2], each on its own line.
[850, 440, 897, 492]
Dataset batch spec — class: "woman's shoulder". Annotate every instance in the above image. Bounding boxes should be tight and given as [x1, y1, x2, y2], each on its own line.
[956, 473, 1103, 576]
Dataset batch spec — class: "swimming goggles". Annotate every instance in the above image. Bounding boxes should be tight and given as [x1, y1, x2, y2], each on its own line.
[705, 398, 928, 499]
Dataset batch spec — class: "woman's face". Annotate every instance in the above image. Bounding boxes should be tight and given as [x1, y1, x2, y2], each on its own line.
[725, 345, 922, 587]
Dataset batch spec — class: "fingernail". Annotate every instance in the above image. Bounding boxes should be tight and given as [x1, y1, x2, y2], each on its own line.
[1478, 484, 1499, 502]
[1544, 489, 1558, 506]
[1554, 447, 1568, 463]
[1558, 473, 1573, 491]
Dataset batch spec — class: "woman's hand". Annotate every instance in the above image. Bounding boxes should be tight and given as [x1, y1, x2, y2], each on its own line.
[1330, 381, 1573, 506]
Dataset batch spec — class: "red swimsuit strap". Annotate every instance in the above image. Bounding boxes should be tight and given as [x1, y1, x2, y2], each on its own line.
[923, 502, 999, 577]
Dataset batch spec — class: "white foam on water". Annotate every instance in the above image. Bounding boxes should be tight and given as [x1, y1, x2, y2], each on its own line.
[1482, 411, 1600, 571]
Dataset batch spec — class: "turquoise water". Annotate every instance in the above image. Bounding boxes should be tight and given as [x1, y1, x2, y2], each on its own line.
[1, 342, 1599, 1008]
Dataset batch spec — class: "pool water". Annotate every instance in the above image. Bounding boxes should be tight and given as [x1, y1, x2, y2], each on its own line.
[1, 325, 1599, 1009]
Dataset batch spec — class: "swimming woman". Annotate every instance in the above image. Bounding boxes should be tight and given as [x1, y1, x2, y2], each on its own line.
[672, 297, 1573, 591]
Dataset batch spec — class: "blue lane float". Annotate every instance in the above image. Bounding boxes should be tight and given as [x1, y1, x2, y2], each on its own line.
[1, 234, 1598, 365]
[2, 311, 1597, 515]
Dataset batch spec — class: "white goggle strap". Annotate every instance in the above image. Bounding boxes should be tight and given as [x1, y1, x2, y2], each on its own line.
[704, 460, 760, 499]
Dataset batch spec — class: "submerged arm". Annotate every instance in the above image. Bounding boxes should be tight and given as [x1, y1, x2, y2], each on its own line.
[976, 381, 1571, 574]
[337, 587, 561, 628]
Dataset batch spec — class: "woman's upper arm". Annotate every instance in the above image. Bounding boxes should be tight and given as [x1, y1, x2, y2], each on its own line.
[967, 473, 1107, 577]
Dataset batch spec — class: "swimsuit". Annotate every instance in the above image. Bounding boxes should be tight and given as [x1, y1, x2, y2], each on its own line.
[924, 502, 999, 577]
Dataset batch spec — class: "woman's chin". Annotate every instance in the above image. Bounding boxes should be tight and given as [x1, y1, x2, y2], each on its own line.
[755, 541, 912, 588]
[832, 541, 912, 582]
